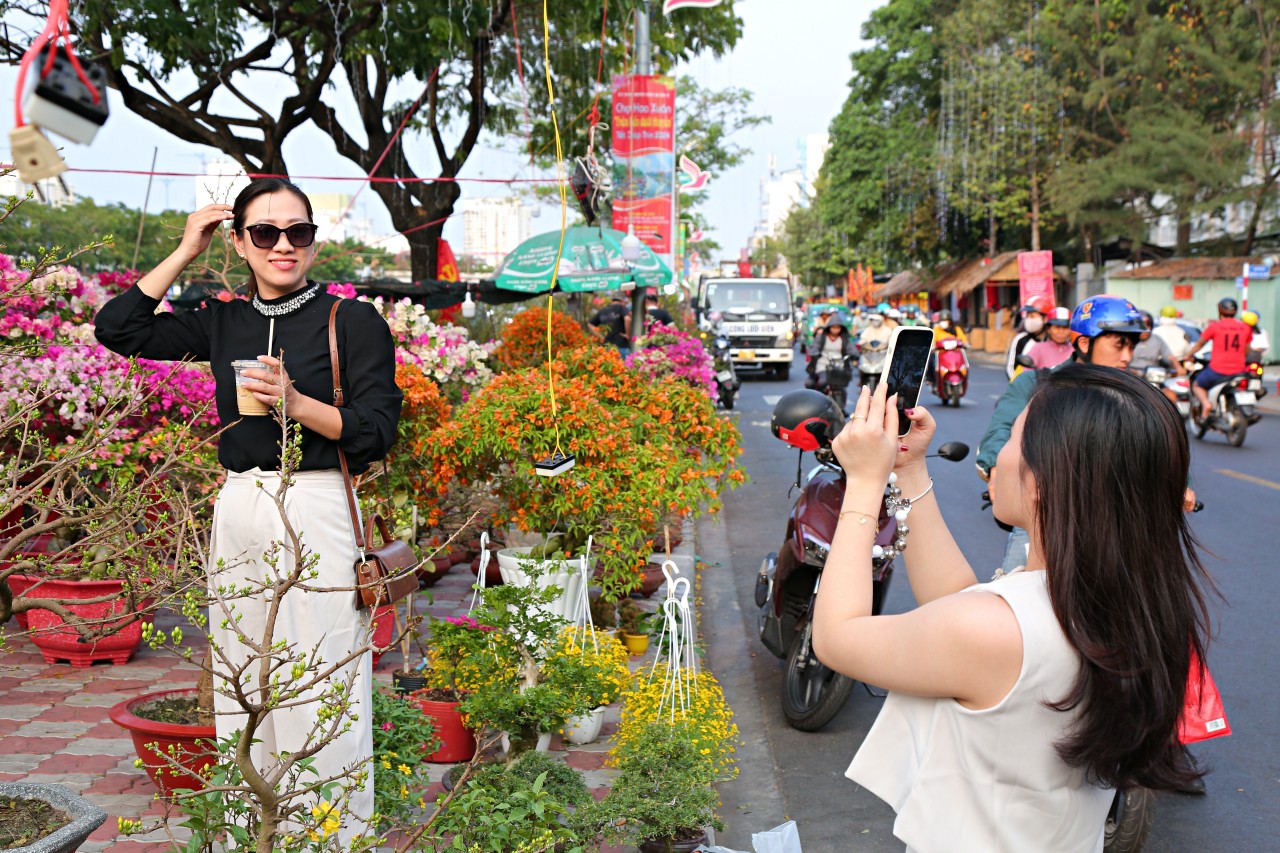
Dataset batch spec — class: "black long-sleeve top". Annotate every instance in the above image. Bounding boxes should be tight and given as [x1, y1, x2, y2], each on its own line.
[95, 283, 402, 474]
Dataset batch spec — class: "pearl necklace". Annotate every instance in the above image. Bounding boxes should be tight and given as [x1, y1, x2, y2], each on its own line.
[252, 283, 319, 317]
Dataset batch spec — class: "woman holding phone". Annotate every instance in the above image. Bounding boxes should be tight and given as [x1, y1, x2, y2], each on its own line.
[95, 178, 401, 842]
[813, 369, 1210, 851]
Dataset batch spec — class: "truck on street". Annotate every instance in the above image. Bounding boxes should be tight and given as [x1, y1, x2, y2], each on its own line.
[696, 276, 796, 379]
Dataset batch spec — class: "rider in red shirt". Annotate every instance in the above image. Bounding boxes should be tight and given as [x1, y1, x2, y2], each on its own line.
[1187, 298, 1252, 419]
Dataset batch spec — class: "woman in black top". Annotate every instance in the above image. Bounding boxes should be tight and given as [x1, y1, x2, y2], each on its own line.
[95, 178, 401, 842]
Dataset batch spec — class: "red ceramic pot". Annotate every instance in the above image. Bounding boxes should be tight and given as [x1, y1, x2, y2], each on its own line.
[4, 572, 40, 630]
[418, 555, 453, 588]
[408, 690, 477, 763]
[370, 604, 397, 668]
[109, 688, 217, 797]
[637, 563, 666, 599]
[468, 550, 503, 587]
[25, 576, 153, 667]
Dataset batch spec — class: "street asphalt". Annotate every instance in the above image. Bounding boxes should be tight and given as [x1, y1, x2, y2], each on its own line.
[701, 348, 1280, 852]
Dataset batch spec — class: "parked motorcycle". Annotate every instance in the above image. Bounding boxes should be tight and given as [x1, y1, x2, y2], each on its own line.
[857, 338, 887, 389]
[1186, 358, 1260, 447]
[699, 314, 741, 410]
[757, 389, 969, 731]
[932, 338, 969, 406]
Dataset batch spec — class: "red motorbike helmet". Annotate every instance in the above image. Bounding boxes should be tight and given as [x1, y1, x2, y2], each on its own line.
[771, 389, 845, 451]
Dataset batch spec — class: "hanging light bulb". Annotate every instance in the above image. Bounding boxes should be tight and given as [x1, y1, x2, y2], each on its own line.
[461, 289, 476, 318]
[620, 226, 643, 263]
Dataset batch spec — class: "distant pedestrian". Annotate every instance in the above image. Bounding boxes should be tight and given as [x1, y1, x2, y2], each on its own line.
[590, 294, 632, 356]
[644, 291, 674, 330]
[1023, 307, 1073, 369]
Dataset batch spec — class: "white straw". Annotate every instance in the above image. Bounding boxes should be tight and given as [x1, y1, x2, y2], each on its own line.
[267, 317, 275, 357]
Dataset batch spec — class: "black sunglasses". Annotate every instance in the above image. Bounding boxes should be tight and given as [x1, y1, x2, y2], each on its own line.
[244, 222, 319, 250]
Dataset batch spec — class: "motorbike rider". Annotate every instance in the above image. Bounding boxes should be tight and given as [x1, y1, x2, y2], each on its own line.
[1242, 310, 1270, 364]
[1186, 298, 1253, 421]
[928, 310, 968, 382]
[900, 305, 927, 327]
[857, 307, 894, 351]
[806, 312, 857, 390]
[1023, 307, 1074, 369]
[1131, 310, 1186, 403]
[885, 307, 902, 329]
[1004, 302, 1047, 380]
[1153, 305, 1192, 359]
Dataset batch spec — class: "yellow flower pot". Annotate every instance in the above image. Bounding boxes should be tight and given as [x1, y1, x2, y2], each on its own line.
[619, 631, 650, 656]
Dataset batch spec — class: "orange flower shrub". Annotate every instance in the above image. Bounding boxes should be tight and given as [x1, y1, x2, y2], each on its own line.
[425, 345, 745, 600]
[490, 304, 597, 371]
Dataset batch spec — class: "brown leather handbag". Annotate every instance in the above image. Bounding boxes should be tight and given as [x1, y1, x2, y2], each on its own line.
[329, 302, 419, 611]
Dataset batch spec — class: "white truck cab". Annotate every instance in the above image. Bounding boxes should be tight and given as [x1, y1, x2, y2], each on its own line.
[697, 277, 795, 379]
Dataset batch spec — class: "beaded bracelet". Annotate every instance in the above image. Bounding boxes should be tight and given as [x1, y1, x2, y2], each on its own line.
[870, 475, 934, 561]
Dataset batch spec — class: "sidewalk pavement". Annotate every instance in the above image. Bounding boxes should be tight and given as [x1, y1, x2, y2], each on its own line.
[0, 540, 697, 852]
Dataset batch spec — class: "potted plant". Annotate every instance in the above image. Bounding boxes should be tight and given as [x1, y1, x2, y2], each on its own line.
[489, 304, 596, 371]
[425, 345, 744, 609]
[108, 686, 217, 797]
[369, 685, 440, 831]
[544, 626, 630, 745]
[616, 599, 656, 656]
[495, 531, 592, 620]
[588, 719, 723, 852]
[0, 781, 108, 853]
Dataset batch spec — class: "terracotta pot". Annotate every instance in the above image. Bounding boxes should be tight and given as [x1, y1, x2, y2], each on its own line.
[108, 688, 216, 797]
[0, 782, 107, 853]
[417, 555, 452, 588]
[638, 829, 710, 853]
[447, 546, 470, 566]
[24, 576, 153, 667]
[408, 691, 477, 763]
[370, 604, 397, 668]
[469, 548, 504, 587]
[618, 631, 649, 656]
[636, 562, 666, 599]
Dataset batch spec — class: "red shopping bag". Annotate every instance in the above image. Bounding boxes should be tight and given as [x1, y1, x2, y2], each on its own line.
[1177, 648, 1231, 745]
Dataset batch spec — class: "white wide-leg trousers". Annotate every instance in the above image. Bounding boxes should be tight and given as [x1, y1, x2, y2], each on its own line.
[208, 468, 374, 845]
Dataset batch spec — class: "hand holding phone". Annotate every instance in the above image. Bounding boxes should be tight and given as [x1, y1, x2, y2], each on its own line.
[880, 326, 934, 436]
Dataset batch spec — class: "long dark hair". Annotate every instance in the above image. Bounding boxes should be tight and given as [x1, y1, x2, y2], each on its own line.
[1022, 363, 1212, 791]
[231, 178, 314, 298]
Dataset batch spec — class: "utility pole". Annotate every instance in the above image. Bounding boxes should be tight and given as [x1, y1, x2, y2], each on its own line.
[629, 3, 652, 345]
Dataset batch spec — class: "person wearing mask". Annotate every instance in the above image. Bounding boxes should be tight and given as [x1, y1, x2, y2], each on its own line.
[589, 293, 632, 356]
[1153, 305, 1192, 360]
[1004, 303, 1047, 380]
[643, 291, 674, 330]
[931, 310, 968, 345]
[1129, 310, 1186, 404]
[807, 312, 857, 390]
[1242, 310, 1269, 364]
[857, 308, 894, 350]
[900, 305, 927, 328]
[1186, 298, 1252, 421]
[815, 374, 1211, 852]
[884, 307, 902, 329]
[1023, 307, 1074, 369]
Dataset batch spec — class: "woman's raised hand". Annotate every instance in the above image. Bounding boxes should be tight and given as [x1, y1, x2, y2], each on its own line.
[177, 204, 235, 263]
[832, 383, 900, 488]
[896, 403, 936, 473]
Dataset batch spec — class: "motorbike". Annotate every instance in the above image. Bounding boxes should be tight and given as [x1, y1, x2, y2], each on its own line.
[757, 390, 969, 731]
[932, 338, 969, 406]
[814, 355, 855, 412]
[699, 314, 741, 410]
[1186, 357, 1260, 447]
[857, 338, 887, 389]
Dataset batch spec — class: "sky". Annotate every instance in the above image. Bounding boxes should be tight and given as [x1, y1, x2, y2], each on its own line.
[1, 0, 878, 261]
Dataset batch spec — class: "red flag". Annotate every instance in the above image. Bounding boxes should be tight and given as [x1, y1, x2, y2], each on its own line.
[437, 238, 460, 281]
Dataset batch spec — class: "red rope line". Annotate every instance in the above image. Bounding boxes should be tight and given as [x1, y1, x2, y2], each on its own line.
[39, 167, 562, 184]
[311, 213, 455, 269]
[587, 0, 609, 128]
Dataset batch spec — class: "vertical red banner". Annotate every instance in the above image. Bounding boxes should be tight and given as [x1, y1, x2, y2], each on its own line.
[1017, 250, 1056, 310]
[611, 74, 676, 256]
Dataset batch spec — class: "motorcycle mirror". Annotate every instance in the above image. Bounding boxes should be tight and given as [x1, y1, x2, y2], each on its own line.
[1015, 354, 1036, 368]
[933, 441, 970, 461]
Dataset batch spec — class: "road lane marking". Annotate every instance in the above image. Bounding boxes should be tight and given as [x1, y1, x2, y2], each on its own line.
[1215, 469, 1280, 491]
[750, 420, 771, 428]
[763, 395, 782, 406]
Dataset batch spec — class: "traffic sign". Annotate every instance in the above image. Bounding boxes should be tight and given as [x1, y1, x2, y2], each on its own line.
[1244, 264, 1271, 278]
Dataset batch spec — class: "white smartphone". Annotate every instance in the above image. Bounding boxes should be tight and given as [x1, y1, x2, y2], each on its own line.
[880, 326, 935, 436]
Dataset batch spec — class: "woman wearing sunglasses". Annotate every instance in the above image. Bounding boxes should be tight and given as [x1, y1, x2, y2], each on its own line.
[95, 178, 402, 843]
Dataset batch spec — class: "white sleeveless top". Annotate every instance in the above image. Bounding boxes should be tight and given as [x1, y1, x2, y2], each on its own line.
[846, 570, 1112, 852]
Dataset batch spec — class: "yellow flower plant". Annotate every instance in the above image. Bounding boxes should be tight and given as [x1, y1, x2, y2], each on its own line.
[613, 664, 739, 781]
[544, 626, 631, 709]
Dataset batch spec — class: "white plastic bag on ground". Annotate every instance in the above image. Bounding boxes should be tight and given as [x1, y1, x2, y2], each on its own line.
[752, 820, 802, 853]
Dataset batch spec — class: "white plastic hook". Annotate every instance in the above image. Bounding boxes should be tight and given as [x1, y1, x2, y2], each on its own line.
[468, 531, 490, 612]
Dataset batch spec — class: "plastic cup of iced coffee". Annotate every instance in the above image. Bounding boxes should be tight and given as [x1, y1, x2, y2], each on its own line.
[231, 360, 271, 416]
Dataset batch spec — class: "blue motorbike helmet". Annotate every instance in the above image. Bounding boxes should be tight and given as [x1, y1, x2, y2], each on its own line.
[1069, 295, 1145, 344]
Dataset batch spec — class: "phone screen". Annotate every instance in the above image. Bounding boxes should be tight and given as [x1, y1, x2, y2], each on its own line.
[882, 327, 934, 436]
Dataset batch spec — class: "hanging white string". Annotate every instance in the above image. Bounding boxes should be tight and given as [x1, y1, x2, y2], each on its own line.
[654, 568, 695, 720]
[567, 535, 598, 655]
[467, 531, 490, 612]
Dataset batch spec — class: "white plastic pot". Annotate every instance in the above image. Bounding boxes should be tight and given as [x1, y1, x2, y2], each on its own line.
[495, 547, 590, 621]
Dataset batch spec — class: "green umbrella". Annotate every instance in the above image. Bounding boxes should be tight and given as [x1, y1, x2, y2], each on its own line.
[494, 225, 673, 294]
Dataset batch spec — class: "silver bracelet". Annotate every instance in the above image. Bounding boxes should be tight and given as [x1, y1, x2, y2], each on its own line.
[906, 479, 934, 505]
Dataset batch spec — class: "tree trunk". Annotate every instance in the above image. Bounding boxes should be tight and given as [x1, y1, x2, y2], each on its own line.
[1029, 165, 1041, 252]
[1176, 211, 1191, 256]
[1240, 169, 1278, 256]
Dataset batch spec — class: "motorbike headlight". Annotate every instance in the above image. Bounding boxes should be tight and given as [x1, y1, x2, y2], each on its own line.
[801, 532, 830, 564]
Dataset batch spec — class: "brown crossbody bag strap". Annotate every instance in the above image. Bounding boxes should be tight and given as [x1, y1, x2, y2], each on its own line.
[329, 301, 368, 555]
